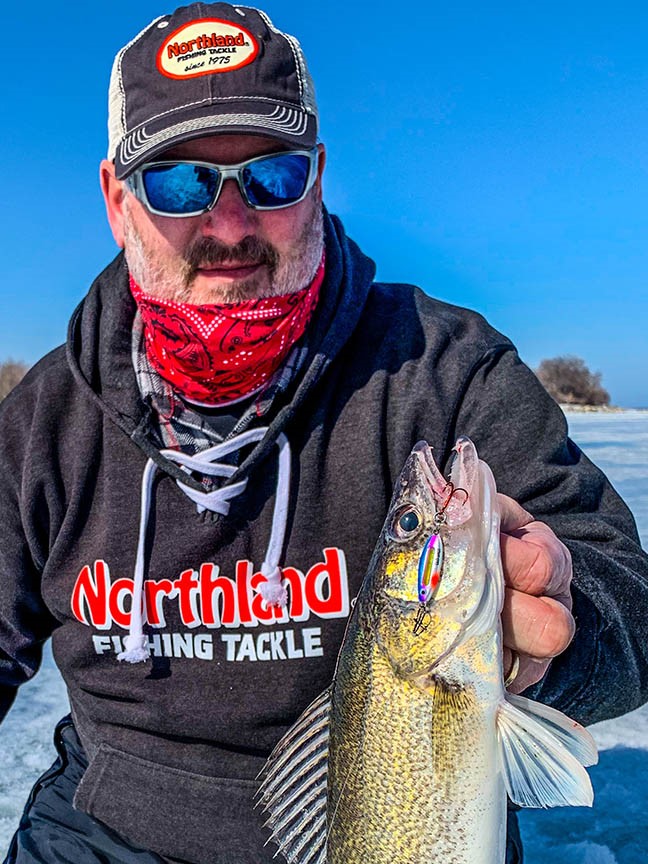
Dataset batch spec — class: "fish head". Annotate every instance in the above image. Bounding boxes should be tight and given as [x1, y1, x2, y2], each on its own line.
[365, 438, 501, 682]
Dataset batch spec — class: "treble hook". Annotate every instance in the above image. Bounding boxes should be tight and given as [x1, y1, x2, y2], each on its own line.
[412, 604, 431, 636]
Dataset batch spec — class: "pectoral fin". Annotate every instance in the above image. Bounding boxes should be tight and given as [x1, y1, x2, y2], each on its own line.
[257, 688, 330, 864]
[497, 694, 598, 808]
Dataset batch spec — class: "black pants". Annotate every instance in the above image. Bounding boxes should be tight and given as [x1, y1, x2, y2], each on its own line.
[4, 716, 524, 864]
[3, 717, 177, 864]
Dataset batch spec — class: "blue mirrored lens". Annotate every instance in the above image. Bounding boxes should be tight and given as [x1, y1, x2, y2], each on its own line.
[143, 164, 219, 214]
[243, 153, 310, 207]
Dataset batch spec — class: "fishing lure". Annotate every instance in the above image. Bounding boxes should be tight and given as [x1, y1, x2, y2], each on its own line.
[413, 483, 467, 636]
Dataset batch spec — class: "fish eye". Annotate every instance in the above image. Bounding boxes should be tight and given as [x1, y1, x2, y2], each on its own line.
[390, 506, 423, 541]
[400, 510, 420, 532]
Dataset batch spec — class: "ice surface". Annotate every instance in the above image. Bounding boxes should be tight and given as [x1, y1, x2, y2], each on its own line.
[520, 746, 648, 863]
[0, 644, 68, 848]
[564, 410, 648, 550]
[0, 410, 646, 857]
[519, 410, 648, 862]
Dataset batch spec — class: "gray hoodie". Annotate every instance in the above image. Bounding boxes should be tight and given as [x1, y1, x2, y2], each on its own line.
[0, 213, 646, 862]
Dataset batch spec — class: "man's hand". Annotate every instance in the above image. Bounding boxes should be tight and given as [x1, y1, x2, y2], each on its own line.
[498, 493, 575, 695]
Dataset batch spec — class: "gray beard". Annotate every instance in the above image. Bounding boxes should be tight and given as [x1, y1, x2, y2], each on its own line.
[123, 198, 324, 303]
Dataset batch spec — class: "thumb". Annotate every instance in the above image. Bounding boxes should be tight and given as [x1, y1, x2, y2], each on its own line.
[497, 493, 534, 533]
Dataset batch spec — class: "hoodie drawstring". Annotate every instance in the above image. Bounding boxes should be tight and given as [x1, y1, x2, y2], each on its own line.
[117, 428, 290, 663]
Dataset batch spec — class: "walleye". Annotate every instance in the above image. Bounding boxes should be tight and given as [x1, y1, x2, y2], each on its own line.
[258, 438, 597, 864]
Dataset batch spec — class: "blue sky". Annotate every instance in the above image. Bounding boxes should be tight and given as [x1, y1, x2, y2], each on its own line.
[2, 2, 647, 406]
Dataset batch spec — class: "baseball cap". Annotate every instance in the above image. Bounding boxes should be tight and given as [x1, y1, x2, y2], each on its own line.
[107, 3, 319, 180]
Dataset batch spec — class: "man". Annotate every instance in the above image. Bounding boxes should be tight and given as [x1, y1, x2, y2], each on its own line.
[1, 4, 646, 863]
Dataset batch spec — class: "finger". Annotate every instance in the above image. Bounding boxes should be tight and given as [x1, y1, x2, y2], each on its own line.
[500, 525, 572, 600]
[501, 587, 576, 659]
[497, 493, 534, 532]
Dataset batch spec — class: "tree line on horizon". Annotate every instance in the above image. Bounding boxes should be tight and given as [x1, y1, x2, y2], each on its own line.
[535, 356, 610, 407]
[0, 355, 610, 407]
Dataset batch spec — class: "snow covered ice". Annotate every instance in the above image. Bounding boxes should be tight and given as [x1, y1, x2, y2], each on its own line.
[1, 410, 647, 859]
[519, 410, 648, 864]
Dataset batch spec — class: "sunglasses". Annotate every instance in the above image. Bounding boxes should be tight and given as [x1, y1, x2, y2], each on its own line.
[125, 147, 319, 217]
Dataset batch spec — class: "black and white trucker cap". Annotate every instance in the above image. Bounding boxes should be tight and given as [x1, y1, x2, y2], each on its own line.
[107, 3, 319, 179]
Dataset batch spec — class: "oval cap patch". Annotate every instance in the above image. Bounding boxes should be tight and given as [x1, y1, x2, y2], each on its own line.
[157, 17, 259, 79]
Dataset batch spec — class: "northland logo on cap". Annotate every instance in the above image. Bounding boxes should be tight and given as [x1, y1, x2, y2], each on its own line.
[156, 17, 259, 80]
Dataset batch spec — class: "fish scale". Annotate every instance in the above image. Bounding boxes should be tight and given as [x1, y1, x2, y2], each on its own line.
[327, 612, 504, 864]
[259, 438, 598, 864]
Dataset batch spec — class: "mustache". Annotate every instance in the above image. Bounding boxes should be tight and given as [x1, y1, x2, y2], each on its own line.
[186, 236, 279, 272]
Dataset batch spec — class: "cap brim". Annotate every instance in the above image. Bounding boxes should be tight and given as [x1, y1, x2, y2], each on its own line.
[115, 100, 317, 179]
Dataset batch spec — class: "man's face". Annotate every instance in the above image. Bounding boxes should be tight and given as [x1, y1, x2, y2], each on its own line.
[109, 135, 325, 304]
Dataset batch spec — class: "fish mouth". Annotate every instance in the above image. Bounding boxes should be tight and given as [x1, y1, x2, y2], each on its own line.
[412, 441, 448, 501]
[412, 439, 474, 528]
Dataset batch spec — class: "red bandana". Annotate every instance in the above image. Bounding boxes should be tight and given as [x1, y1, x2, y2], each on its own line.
[130, 260, 324, 405]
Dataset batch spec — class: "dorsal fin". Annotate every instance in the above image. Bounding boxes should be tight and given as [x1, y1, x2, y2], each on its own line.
[257, 688, 331, 863]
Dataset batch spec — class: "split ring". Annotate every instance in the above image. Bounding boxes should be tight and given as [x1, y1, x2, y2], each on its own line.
[504, 651, 521, 688]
